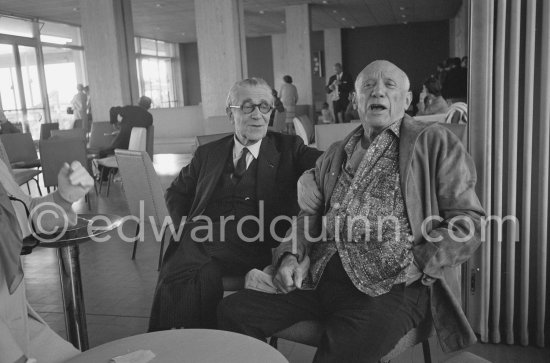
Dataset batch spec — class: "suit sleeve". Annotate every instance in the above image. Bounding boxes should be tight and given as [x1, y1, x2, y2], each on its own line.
[412, 128, 485, 279]
[165, 148, 203, 226]
[292, 137, 323, 173]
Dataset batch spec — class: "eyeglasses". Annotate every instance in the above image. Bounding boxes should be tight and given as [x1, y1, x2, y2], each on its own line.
[229, 101, 273, 114]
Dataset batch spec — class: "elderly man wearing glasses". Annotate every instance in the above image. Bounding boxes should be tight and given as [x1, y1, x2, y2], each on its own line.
[149, 78, 322, 331]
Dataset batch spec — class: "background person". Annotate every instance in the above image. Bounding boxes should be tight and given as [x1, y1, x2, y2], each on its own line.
[416, 76, 449, 116]
[279, 75, 298, 134]
[99, 96, 153, 158]
[326, 63, 353, 123]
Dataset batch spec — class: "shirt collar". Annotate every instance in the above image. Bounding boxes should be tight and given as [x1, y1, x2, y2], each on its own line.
[233, 135, 262, 159]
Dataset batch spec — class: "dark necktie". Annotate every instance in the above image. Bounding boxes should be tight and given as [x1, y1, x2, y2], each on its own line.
[233, 147, 249, 179]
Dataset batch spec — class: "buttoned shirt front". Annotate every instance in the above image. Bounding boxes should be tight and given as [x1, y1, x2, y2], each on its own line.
[233, 136, 262, 170]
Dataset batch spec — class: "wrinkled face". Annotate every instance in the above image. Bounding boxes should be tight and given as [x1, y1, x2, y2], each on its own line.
[228, 85, 273, 146]
[355, 61, 412, 132]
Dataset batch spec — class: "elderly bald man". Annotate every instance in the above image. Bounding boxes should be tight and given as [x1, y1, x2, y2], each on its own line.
[218, 60, 485, 362]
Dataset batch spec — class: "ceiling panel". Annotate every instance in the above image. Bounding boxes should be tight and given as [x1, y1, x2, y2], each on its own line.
[0, 0, 462, 43]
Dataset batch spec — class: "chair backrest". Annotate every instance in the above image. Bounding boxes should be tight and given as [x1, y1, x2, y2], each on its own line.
[88, 121, 116, 149]
[0, 133, 38, 164]
[40, 122, 59, 140]
[51, 128, 86, 140]
[444, 102, 468, 124]
[441, 123, 467, 146]
[295, 114, 315, 143]
[314, 122, 361, 151]
[146, 124, 154, 158]
[39, 138, 88, 187]
[115, 149, 172, 232]
[128, 127, 147, 152]
[293, 117, 309, 146]
[0, 139, 14, 176]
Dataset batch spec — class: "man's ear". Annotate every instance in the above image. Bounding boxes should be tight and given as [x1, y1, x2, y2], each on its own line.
[405, 91, 413, 110]
[226, 107, 234, 123]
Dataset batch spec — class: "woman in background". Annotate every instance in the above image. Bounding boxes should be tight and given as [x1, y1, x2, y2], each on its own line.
[279, 75, 298, 134]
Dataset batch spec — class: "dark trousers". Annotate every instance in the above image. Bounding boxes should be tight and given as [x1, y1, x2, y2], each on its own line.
[148, 222, 272, 331]
[218, 255, 429, 363]
[332, 99, 350, 123]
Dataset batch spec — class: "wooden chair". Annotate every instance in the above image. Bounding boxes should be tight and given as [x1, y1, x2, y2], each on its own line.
[293, 117, 310, 146]
[0, 133, 41, 169]
[0, 138, 42, 195]
[95, 127, 148, 196]
[51, 128, 87, 141]
[115, 149, 171, 270]
[39, 122, 59, 140]
[38, 137, 91, 208]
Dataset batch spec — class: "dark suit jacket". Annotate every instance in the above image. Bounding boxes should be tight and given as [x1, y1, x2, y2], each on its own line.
[166, 131, 322, 243]
[326, 72, 354, 101]
[106, 105, 153, 153]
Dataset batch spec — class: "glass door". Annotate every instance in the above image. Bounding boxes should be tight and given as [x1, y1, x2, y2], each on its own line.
[0, 43, 46, 139]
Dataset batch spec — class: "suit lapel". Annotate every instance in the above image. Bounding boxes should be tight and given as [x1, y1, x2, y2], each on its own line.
[256, 135, 280, 209]
[193, 137, 233, 216]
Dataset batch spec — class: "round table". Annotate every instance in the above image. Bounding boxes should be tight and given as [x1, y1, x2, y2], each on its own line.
[66, 329, 288, 363]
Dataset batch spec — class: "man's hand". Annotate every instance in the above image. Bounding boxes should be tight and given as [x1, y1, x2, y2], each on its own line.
[273, 254, 310, 294]
[57, 161, 94, 203]
[297, 172, 322, 214]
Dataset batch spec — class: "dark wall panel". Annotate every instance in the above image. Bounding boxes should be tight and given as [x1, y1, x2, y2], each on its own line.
[246, 36, 274, 88]
[180, 42, 202, 106]
[341, 21, 449, 95]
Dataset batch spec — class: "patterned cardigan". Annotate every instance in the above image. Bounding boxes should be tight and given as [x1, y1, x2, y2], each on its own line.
[276, 114, 485, 353]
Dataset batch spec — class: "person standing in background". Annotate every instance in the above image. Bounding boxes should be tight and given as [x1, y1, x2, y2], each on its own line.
[326, 63, 353, 123]
[70, 84, 88, 129]
[279, 75, 298, 134]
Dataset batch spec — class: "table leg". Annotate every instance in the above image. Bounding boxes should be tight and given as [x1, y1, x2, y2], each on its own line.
[57, 244, 89, 351]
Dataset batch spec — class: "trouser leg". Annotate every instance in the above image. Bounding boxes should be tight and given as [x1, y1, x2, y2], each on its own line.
[149, 223, 271, 331]
[313, 255, 430, 363]
[218, 288, 324, 341]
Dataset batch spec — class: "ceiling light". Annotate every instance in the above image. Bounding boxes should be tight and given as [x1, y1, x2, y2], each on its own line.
[259, 10, 264, 14]
[400, 6, 405, 11]
[341, 17, 346, 21]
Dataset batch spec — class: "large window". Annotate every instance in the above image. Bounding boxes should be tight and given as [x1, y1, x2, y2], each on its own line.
[135, 37, 182, 108]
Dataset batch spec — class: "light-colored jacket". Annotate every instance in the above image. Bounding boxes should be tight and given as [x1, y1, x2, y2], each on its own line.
[276, 115, 485, 353]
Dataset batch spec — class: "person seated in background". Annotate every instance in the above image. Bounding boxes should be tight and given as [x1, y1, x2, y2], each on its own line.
[319, 102, 334, 124]
[218, 60, 485, 362]
[0, 159, 94, 363]
[98, 96, 153, 157]
[148, 78, 322, 331]
[416, 76, 449, 116]
[0, 110, 21, 134]
[343, 91, 359, 123]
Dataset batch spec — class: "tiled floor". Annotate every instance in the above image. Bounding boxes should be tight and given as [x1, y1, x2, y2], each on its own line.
[21, 173, 550, 363]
